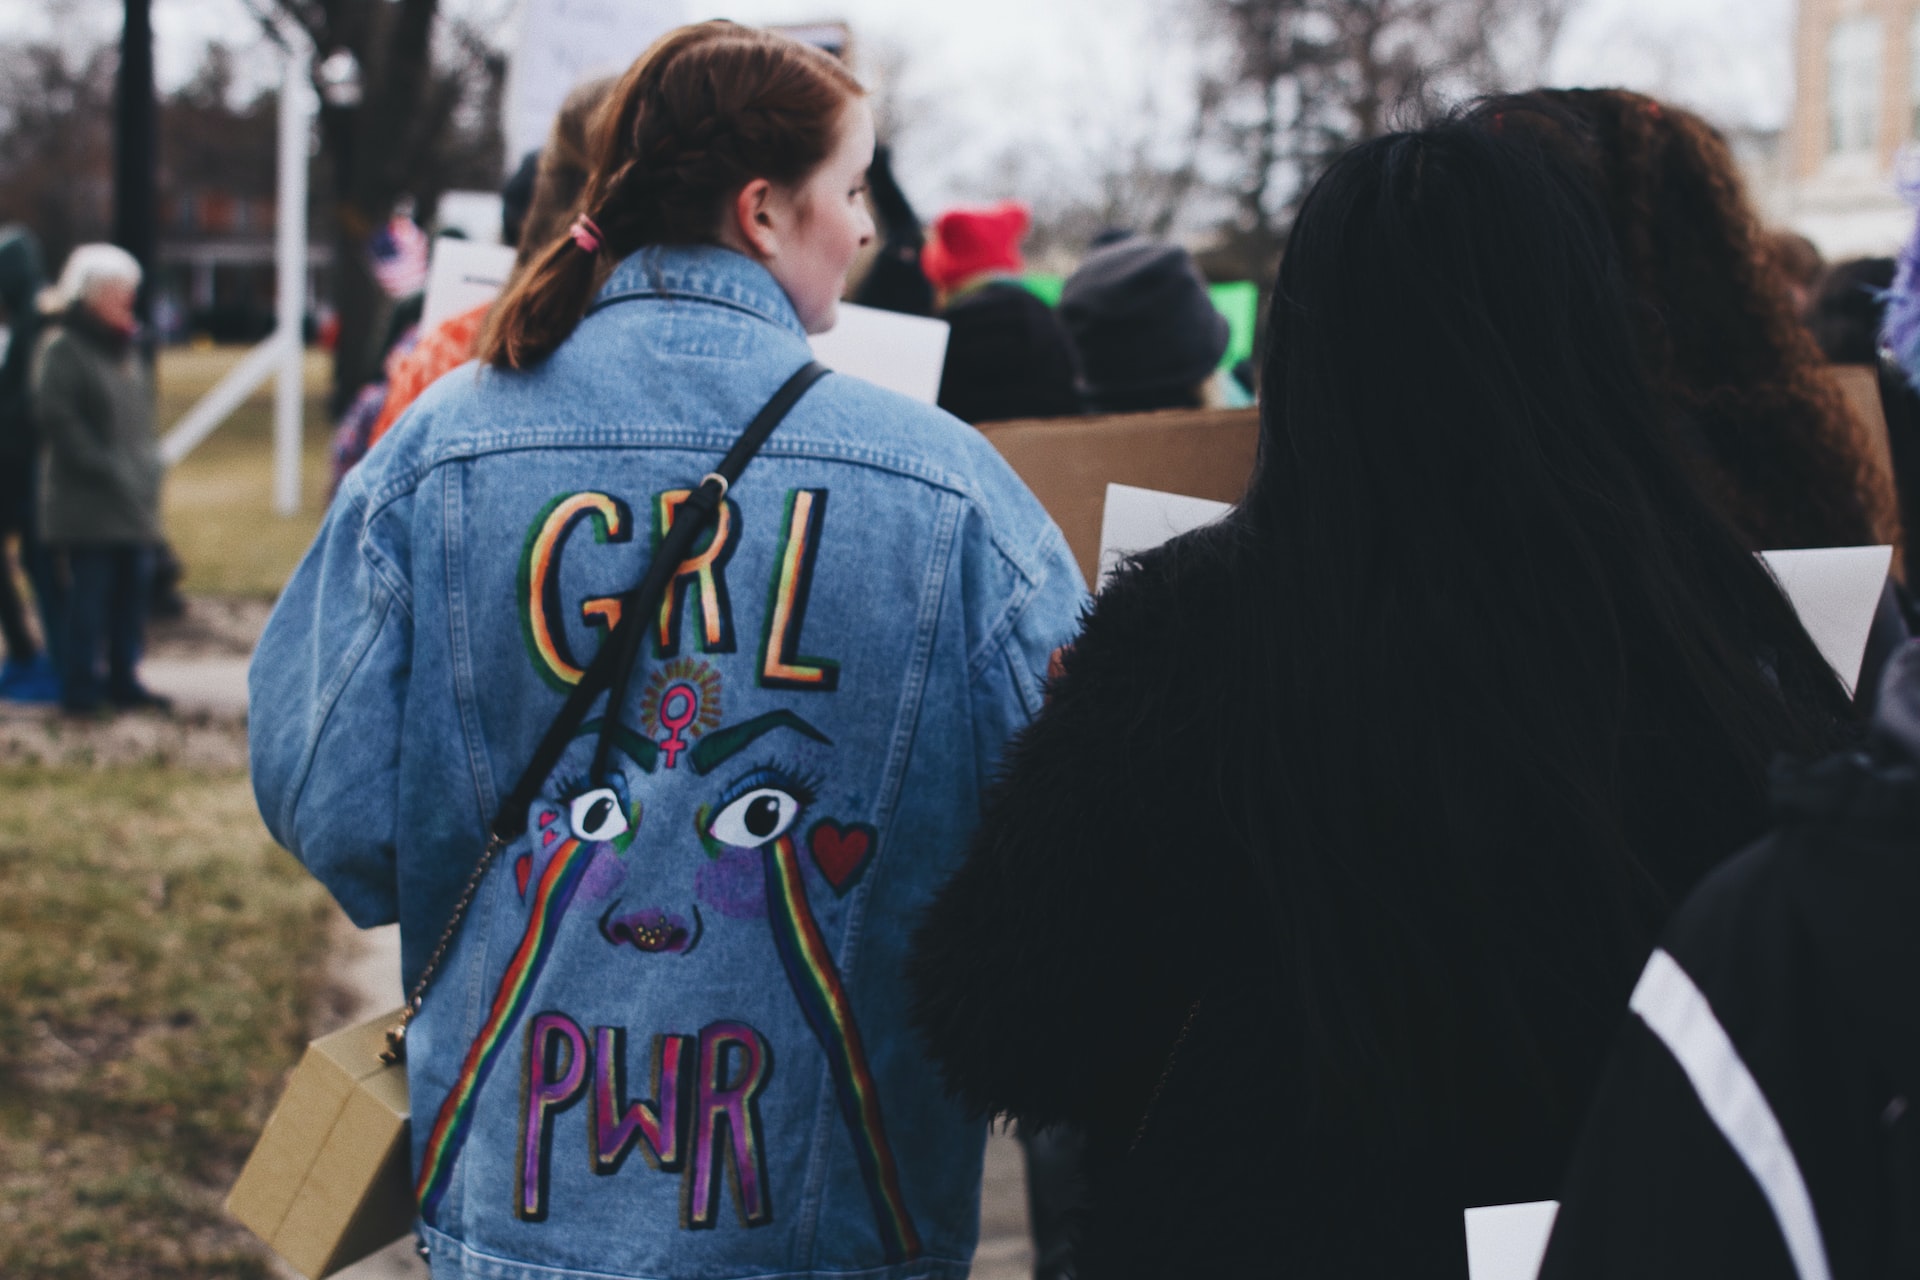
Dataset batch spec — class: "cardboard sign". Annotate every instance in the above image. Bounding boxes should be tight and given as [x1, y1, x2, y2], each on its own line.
[421, 238, 516, 333]
[978, 408, 1258, 585]
[1465, 1201, 1559, 1280]
[1757, 545, 1893, 694]
[1828, 364, 1897, 530]
[1097, 483, 1230, 586]
[806, 302, 951, 404]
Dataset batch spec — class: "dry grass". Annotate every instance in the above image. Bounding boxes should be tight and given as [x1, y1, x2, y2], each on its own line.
[158, 347, 334, 601]
[0, 764, 336, 1278]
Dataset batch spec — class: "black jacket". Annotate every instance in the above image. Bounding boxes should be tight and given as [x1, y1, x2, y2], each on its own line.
[1538, 642, 1920, 1280]
[0, 227, 46, 458]
[935, 281, 1081, 425]
[910, 517, 1853, 1278]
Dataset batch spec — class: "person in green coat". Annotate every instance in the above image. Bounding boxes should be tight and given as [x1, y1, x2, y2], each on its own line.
[32, 243, 167, 714]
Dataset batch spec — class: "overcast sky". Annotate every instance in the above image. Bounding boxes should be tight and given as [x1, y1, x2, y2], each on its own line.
[4, 0, 1796, 208]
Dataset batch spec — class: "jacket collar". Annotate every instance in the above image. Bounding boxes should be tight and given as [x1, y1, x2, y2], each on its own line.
[591, 244, 805, 340]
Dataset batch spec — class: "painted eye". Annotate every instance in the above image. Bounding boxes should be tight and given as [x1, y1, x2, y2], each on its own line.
[569, 787, 629, 842]
[707, 788, 802, 848]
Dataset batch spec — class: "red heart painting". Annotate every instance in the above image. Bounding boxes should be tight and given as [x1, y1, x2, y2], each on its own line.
[807, 820, 877, 895]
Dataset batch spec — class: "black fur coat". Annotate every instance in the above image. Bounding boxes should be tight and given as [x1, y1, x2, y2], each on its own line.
[908, 517, 1844, 1278]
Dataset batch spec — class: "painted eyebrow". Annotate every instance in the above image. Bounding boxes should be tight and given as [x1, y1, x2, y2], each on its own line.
[577, 720, 658, 774]
[690, 710, 832, 775]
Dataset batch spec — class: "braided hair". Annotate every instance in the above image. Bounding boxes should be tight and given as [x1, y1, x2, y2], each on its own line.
[481, 21, 864, 369]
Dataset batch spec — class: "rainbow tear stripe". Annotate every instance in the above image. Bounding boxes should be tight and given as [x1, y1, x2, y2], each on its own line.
[416, 834, 594, 1223]
[761, 835, 922, 1262]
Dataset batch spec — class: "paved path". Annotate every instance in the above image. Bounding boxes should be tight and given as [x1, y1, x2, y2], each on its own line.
[141, 654, 252, 719]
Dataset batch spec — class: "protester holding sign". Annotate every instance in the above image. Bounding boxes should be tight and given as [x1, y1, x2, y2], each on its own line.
[909, 121, 1856, 1277]
[250, 21, 1083, 1280]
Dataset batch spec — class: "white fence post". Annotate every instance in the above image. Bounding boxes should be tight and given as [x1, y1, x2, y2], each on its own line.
[272, 40, 312, 516]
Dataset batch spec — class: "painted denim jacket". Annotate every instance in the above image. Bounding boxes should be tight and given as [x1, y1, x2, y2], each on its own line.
[249, 246, 1087, 1280]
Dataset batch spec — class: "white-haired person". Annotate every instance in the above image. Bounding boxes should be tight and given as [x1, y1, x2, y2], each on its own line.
[32, 243, 167, 714]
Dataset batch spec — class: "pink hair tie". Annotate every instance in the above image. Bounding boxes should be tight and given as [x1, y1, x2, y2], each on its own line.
[569, 215, 603, 253]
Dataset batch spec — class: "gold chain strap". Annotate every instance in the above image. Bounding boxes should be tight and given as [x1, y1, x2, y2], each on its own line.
[379, 832, 509, 1065]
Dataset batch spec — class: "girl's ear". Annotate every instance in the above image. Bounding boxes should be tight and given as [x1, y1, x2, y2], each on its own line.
[730, 178, 780, 259]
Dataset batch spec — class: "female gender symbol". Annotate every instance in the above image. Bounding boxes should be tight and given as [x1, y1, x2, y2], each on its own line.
[657, 683, 699, 769]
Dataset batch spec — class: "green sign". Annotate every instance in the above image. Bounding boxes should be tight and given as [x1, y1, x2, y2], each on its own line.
[1011, 272, 1258, 376]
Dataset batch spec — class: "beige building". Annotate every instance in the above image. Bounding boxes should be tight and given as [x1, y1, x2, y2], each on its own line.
[1786, 0, 1920, 255]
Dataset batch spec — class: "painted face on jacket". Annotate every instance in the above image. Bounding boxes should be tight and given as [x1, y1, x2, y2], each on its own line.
[417, 483, 922, 1261]
[512, 657, 860, 961]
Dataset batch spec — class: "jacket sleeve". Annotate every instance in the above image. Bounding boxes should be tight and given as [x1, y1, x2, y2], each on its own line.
[32, 337, 122, 486]
[911, 533, 1222, 1136]
[965, 517, 1087, 787]
[248, 471, 414, 928]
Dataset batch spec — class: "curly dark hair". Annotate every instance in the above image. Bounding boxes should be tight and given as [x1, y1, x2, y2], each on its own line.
[1470, 89, 1900, 560]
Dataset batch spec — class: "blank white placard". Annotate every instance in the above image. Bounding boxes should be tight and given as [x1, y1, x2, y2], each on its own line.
[420, 238, 517, 333]
[806, 303, 951, 405]
[1096, 483, 1231, 587]
[1757, 545, 1892, 695]
[1465, 1201, 1559, 1280]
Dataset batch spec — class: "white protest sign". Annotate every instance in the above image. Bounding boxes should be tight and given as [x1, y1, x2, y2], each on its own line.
[421, 239, 518, 333]
[1096, 483, 1230, 587]
[435, 190, 505, 245]
[807, 303, 951, 405]
[1756, 545, 1892, 695]
[504, 0, 685, 171]
[1465, 1201, 1559, 1280]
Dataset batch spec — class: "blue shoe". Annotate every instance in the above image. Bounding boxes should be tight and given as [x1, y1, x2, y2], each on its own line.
[0, 654, 61, 704]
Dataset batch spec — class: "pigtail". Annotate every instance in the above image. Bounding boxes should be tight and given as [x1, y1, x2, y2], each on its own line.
[479, 224, 605, 370]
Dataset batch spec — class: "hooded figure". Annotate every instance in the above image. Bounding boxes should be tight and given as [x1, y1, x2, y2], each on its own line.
[0, 226, 57, 700]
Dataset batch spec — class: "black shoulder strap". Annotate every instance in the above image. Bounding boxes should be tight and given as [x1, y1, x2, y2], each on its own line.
[493, 360, 830, 838]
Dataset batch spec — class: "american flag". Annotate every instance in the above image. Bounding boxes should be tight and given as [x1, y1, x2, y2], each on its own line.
[370, 216, 430, 298]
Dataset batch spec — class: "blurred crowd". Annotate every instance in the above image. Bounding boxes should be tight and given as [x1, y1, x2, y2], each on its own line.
[5, 19, 1920, 1274]
[0, 230, 173, 715]
[281, 59, 1920, 1279]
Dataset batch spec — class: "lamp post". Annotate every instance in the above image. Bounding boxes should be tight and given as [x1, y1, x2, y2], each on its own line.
[112, 0, 156, 353]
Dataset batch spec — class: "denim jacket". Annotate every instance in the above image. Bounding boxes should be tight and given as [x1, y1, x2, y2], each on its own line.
[249, 245, 1087, 1280]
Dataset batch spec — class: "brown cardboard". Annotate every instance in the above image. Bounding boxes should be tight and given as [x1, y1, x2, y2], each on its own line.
[1831, 364, 1894, 486]
[979, 407, 1259, 585]
[228, 1009, 414, 1278]
[1828, 364, 1905, 580]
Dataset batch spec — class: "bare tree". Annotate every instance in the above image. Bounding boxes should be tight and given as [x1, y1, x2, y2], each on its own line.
[247, 0, 505, 409]
[1189, 0, 1576, 282]
[0, 37, 116, 272]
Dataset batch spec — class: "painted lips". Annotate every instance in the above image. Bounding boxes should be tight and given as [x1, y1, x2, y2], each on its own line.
[598, 902, 703, 954]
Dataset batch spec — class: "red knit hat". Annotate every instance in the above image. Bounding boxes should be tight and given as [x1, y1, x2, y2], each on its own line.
[922, 200, 1030, 292]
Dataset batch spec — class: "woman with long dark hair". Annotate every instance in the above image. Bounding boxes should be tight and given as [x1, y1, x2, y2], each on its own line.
[909, 121, 1856, 1276]
[251, 22, 1083, 1280]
